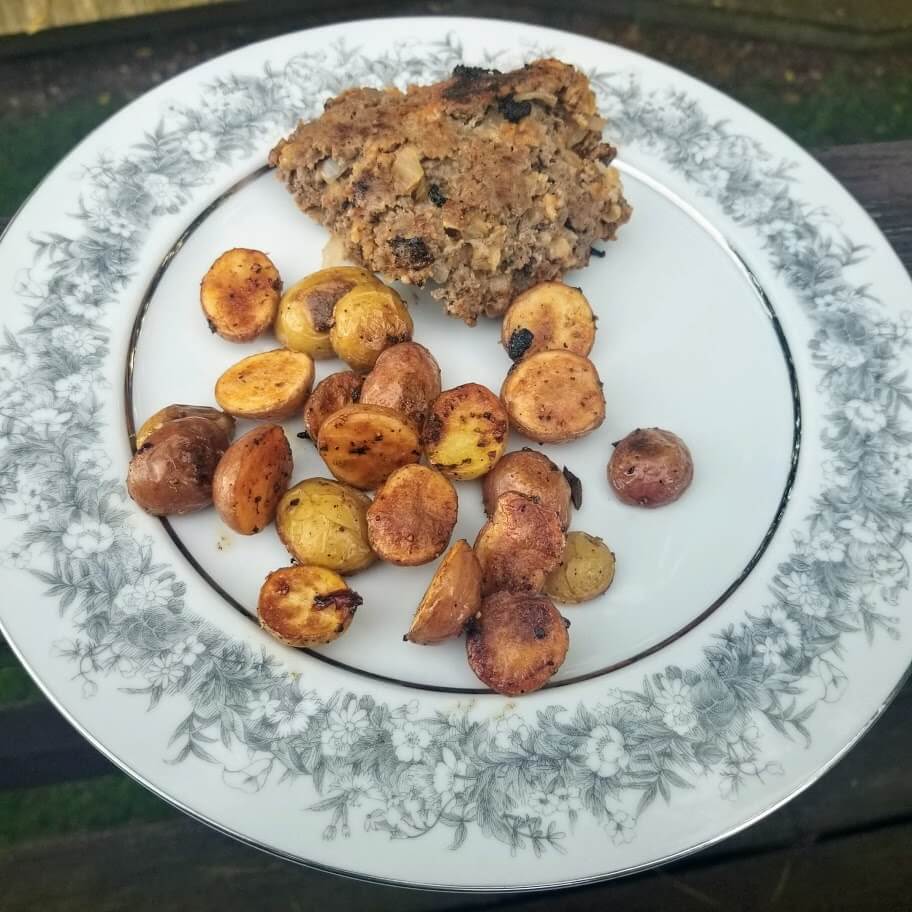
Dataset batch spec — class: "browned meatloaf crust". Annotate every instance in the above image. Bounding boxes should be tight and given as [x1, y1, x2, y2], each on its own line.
[269, 59, 632, 324]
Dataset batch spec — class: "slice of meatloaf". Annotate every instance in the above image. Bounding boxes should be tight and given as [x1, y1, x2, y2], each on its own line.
[269, 59, 631, 324]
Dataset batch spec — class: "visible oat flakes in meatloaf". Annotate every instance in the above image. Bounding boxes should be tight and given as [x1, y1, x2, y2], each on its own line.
[269, 59, 631, 324]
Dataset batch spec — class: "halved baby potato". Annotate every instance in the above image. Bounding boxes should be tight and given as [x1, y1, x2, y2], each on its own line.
[482, 448, 572, 530]
[275, 478, 375, 574]
[405, 540, 482, 645]
[215, 348, 314, 420]
[501, 350, 605, 443]
[200, 248, 281, 342]
[422, 383, 509, 481]
[275, 266, 380, 359]
[302, 370, 364, 442]
[360, 341, 441, 430]
[366, 464, 457, 566]
[608, 427, 694, 508]
[317, 404, 421, 490]
[134, 403, 235, 449]
[212, 425, 293, 535]
[544, 531, 616, 603]
[501, 282, 595, 360]
[330, 284, 413, 371]
[466, 590, 570, 695]
[258, 564, 362, 647]
[474, 491, 566, 595]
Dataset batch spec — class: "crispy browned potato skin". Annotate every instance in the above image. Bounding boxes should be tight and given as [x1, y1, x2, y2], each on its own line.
[482, 449, 572, 530]
[405, 540, 482, 644]
[474, 491, 566, 595]
[127, 416, 230, 516]
[317, 404, 421, 490]
[215, 349, 315, 420]
[608, 427, 694, 507]
[360, 342, 441, 430]
[134, 404, 235, 450]
[212, 425, 293, 535]
[330, 284, 413, 371]
[544, 531, 616, 603]
[501, 282, 596, 360]
[466, 590, 569, 695]
[303, 371, 364, 441]
[258, 565, 362, 646]
[200, 248, 281, 342]
[366, 464, 457, 566]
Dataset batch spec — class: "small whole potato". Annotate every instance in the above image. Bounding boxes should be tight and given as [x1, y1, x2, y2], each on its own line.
[258, 564, 362, 646]
[405, 540, 482, 644]
[501, 282, 596, 360]
[608, 427, 694, 508]
[474, 491, 566, 595]
[134, 404, 235, 449]
[466, 590, 570, 695]
[330, 284, 413, 371]
[200, 248, 281, 342]
[276, 267, 380, 359]
[127, 416, 230, 516]
[275, 478, 375, 574]
[212, 425, 293, 535]
[422, 383, 509, 481]
[215, 348, 314, 420]
[501, 350, 605, 444]
[360, 342, 441, 430]
[482, 448, 572, 530]
[544, 532, 616, 603]
[366, 464, 457, 566]
[302, 370, 364, 442]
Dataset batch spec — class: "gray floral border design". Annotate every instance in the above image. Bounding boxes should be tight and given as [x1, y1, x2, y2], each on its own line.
[0, 33, 909, 856]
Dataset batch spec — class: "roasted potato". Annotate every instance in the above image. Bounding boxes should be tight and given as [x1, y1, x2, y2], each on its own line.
[275, 478, 375, 574]
[212, 425, 293, 535]
[501, 282, 596, 360]
[200, 248, 281, 342]
[134, 404, 235, 450]
[360, 342, 441, 430]
[366, 464, 457, 566]
[275, 267, 380, 359]
[302, 370, 363, 441]
[501, 350, 605, 443]
[608, 427, 694, 507]
[317, 404, 421, 490]
[405, 540, 482, 644]
[127, 416, 230, 516]
[544, 532, 616, 603]
[422, 383, 509, 481]
[330, 284, 413, 371]
[482, 448, 572, 530]
[215, 348, 314, 420]
[258, 565, 362, 646]
[466, 590, 569, 695]
[474, 491, 566, 595]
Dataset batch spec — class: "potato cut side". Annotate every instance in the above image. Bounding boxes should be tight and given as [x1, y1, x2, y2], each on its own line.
[482, 448, 572, 530]
[360, 341, 441, 430]
[302, 370, 364, 442]
[330, 284, 413, 371]
[200, 248, 281, 342]
[215, 348, 314, 420]
[134, 403, 235, 450]
[544, 531, 616, 603]
[501, 282, 596, 360]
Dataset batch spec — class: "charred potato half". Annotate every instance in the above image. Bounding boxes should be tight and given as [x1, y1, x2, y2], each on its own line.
[275, 478, 375, 574]
[405, 540, 482, 644]
[608, 427, 694, 508]
[466, 591, 569, 695]
[127, 416, 230, 516]
[482, 449, 572, 530]
[544, 532, 616, 603]
[330, 284, 413, 371]
[200, 248, 281, 342]
[258, 565, 362, 646]
[366, 464, 457, 566]
[212, 425, 293, 535]
[215, 348, 314, 420]
[302, 370, 364, 442]
[423, 383, 509, 481]
[474, 491, 566, 595]
[276, 266, 380, 359]
[360, 342, 441, 430]
[501, 282, 596, 360]
[134, 403, 235, 449]
[501, 350, 605, 443]
[317, 404, 421, 490]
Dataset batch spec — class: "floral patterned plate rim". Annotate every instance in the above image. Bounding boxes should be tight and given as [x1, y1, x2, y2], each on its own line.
[1, 17, 911, 891]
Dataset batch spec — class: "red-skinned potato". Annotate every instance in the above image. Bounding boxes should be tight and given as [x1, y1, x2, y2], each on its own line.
[608, 427, 694, 507]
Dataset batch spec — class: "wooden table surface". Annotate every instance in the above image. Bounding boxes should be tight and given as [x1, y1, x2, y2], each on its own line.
[1, 137, 911, 911]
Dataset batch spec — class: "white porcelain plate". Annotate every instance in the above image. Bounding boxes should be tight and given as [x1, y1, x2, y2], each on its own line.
[1, 17, 910, 892]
